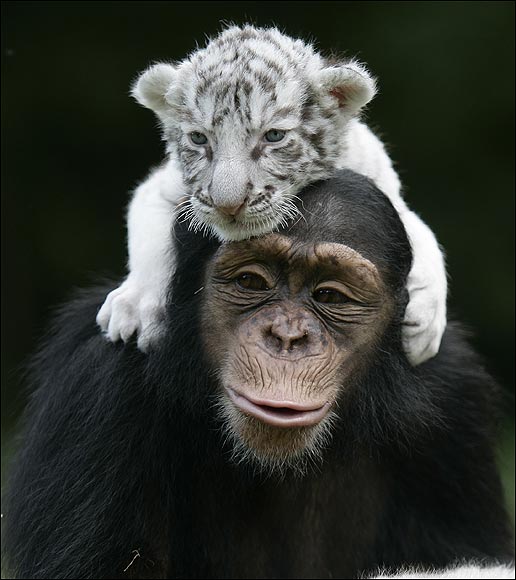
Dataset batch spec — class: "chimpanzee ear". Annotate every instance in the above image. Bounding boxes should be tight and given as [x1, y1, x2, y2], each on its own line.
[315, 61, 377, 114]
[131, 63, 178, 116]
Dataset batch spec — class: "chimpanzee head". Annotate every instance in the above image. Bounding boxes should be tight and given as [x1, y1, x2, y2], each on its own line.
[187, 170, 412, 473]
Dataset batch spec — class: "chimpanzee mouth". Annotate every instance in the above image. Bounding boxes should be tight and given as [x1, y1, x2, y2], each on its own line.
[225, 387, 330, 428]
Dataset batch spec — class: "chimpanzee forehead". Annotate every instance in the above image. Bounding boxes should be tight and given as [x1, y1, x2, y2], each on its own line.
[219, 234, 374, 266]
[276, 171, 413, 291]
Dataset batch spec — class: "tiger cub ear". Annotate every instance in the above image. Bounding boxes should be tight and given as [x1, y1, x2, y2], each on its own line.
[315, 61, 377, 115]
[132, 63, 178, 117]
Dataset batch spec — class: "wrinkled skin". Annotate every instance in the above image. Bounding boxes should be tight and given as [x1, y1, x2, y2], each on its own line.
[202, 234, 393, 466]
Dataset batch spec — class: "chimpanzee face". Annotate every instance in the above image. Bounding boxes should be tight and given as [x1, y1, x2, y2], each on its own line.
[202, 233, 394, 473]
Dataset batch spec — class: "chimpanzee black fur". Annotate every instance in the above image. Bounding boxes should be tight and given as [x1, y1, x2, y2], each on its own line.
[3, 170, 514, 579]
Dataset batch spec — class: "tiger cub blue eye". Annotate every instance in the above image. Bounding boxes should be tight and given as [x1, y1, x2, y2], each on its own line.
[264, 129, 286, 143]
[190, 132, 208, 145]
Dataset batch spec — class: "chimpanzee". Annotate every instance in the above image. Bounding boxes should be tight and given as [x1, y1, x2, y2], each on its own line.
[3, 170, 514, 579]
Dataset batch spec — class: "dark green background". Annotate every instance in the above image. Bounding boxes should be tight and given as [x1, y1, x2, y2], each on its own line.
[2, 1, 514, 512]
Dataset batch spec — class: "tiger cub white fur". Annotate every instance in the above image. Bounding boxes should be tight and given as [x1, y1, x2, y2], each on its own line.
[96, 25, 447, 365]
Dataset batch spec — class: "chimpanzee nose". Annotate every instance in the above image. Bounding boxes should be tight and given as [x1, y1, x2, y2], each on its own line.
[267, 316, 309, 352]
[216, 199, 247, 217]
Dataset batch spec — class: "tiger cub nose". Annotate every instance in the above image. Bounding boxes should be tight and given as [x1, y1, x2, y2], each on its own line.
[216, 199, 247, 217]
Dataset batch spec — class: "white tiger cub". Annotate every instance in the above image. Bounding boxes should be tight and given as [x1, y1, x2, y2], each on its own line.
[97, 25, 447, 365]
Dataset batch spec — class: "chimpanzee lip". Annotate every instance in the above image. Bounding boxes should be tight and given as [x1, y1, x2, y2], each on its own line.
[225, 387, 330, 428]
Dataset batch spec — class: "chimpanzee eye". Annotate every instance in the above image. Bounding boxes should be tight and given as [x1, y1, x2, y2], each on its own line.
[313, 287, 349, 304]
[236, 273, 270, 291]
[264, 129, 286, 143]
[190, 132, 208, 145]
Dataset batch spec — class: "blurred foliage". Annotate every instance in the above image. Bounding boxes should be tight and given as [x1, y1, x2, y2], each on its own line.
[1, 1, 514, 511]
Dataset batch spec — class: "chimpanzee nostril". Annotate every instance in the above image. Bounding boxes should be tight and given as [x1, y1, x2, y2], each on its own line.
[266, 318, 310, 352]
